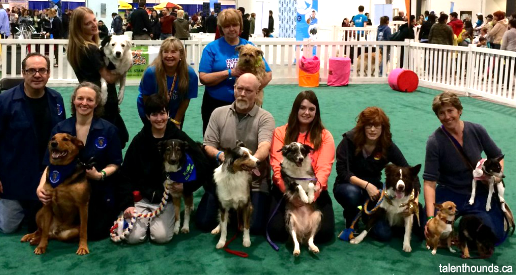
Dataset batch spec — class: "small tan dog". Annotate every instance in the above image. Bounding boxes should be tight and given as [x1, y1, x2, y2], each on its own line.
[235, 44, 266, 106]
[356, 51, 382, 77]
[426, 201, 457, 255]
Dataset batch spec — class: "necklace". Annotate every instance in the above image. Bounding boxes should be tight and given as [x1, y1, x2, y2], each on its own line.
[167, 73, 177, 101]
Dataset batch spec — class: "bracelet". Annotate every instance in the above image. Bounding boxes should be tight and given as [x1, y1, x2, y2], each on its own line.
[365, 182, 370, 190]
[170, 118, 181, 125]
[100, 170, 107, 181]
[216, 151, 223, 163]
[427, 216, 434, 221]
[227, 69, 232, 79]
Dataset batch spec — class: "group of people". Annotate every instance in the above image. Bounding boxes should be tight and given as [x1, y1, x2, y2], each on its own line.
[0, 6, 71, 39]
[0, 6, 509, 252]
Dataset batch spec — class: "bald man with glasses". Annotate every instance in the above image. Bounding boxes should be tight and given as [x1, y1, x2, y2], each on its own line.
[0, 52, 66, 234]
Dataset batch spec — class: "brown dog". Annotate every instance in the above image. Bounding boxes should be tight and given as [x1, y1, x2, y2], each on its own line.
[426, 201, 457, 255]
[235, 44, 266, 106]
[356, 51, 382, 77]
[21, 133, 89, 255]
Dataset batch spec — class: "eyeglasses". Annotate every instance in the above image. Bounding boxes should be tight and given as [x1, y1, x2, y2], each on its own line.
[365, 124, 382, 130]
[234, 85, 256, 95]
[24, 68, 48, 76]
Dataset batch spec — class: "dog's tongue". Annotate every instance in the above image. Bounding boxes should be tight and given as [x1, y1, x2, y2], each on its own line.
[252, 168, 261, 176]
[396, 191, 404, 199]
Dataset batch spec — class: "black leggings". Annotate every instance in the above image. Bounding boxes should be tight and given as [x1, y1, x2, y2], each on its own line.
[267, 187, 335, 243]
[201, 91, 232, 136]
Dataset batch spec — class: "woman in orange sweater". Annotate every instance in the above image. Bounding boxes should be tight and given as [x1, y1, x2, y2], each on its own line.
[267, 90, 335, 243]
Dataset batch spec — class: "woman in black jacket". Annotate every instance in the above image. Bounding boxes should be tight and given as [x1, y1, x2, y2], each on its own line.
[117, 94, 209, 244]
[150, 10, 161, 40]
[419, 14, 436, 42]
[48, 9, 62, 67]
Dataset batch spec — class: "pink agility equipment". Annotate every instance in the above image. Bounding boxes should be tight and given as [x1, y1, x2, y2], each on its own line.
[388, 68, 419, 93]
[327, 57, 351, 87]
[299, 56, 321, 88]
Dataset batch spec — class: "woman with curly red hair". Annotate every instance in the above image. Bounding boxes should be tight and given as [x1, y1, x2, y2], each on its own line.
[333, 107, 423, 241]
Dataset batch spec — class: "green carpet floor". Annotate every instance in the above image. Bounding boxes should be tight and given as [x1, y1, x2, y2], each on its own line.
[1, 84, 516, 275]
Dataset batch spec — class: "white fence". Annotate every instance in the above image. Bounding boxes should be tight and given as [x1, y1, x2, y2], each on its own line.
[1, 38, 516, 107]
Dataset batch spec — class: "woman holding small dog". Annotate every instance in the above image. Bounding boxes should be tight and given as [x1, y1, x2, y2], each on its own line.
[268, 90, 336, 243]
[199, 8, 272, 134]
[333, 107, 425, 241]
[67, 6, 129, 148]
[423, 92, 507, 243]
[37, 82, 123, 240]
[137, 37, 198, 128]
[118, 94, 209, 244]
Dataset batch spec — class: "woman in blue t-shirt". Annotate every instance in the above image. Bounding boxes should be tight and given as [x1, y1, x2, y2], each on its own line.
[137, 37, 198, 128]
[198, 8, 272, 134]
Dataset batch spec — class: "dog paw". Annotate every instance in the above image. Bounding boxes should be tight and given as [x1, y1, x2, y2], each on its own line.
[307, 195, 315, 204]
[299, 193, 309, 204]
[449, 247, 456, 253]
[21, 234, 33, 242]
[76, 246, 90, 255]
[486, 205, 491, 211]
[309, 245, 319, 254]
[174, 227, 180, 235]
[181, 227, 190, 234]
[431, 250, 437, 255]
[350, 239, 360, 245]
[216, 241, 225, 249]
[211, 225, 220, 235]
[293, 249, 301, 257]
[468, 199, 474, 205]
[117, 94, 124, 105]
[403, 243, 412, 252]
[426, 245, 430, 250]
[242, 239, 251, 247]
[34, 246, 47, 255]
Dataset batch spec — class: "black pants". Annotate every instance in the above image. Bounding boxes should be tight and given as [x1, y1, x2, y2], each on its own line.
[87, 174, 120, 241]
[267, 187, 335, 243]
[201, 92, 232, 136]
[195, 184, 271, 235]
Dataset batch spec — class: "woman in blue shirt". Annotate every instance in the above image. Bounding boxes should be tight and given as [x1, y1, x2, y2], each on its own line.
[137, 37, 198, 128]
[198, 8, 272, 134]
[37, 82, 123, 240]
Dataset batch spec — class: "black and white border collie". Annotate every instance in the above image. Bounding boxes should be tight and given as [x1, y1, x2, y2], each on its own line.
[351, 163, 421, 252]
[279, 142, 322, 256]
[99, 35, 133, 105]
[211, 141, 260, 249]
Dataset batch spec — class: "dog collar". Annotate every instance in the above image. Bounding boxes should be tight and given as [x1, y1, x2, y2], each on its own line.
[48, 160, 79, 188]
[166, 153, 197, 183]
[289, 176, 317, 181]
[441, 218, 454, 225]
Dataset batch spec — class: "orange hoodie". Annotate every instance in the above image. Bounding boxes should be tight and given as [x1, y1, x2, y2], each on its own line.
[270, 124, 335, 200]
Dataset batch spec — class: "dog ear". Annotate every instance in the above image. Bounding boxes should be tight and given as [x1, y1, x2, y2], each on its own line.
[236, 140, 245, 148]
[434, 203, 443, 210]
[157, 140, 166, 154]
[181, 140, 189, 151]
[303, 144, 314, 152]
[72, 136, 85, 149]
[255, 49, 264, 57]
[100, 35, 111, 48]
[235, 45, 243, 53]
[495, 155, 505, 162]
[410, 164, 422, 177]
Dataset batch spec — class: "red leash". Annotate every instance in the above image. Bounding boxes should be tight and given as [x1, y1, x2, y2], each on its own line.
[223, 231, 249, 258]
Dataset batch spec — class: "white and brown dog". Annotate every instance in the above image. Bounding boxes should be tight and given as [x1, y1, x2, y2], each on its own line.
[211, 141, 260, 249]
[279, 142, 322, 256]
[100, 35, 133, 105]
[351, 164, 421, 252]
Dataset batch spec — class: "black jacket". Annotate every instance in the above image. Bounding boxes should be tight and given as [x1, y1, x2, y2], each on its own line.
[111, 15, 123, 34]
[334, 129, 413, 189]
[150, 17, 161, 40]
[420, 20, 434, 40]
[240, 17, 250, 40]
[118, 121, 209, 211]
[129, 8, 151, 36]
[50, 17, 63, 39]
[205, 15, 217, 33]
[98, 24, 109, 40]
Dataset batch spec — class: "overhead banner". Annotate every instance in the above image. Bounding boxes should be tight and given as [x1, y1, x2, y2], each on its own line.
[295, 0, 318, 42]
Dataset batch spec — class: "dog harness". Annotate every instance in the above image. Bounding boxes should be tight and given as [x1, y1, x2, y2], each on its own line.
[48, 160, 79, 188]
[166, 154, 197, 182]
[110, 182, 172, 242]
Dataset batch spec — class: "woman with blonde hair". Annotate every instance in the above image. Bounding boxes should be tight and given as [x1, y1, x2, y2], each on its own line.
[67, 6, 128, 147]
[198, 8, 272, 134]
[137, 37, 198, 127]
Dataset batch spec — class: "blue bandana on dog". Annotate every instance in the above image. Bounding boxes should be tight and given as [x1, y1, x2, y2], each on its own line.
[48, 160, 78, 188]
[167, 154, 197, 183]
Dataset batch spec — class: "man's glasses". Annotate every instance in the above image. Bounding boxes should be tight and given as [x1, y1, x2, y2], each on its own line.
[24, 68, 48, 76]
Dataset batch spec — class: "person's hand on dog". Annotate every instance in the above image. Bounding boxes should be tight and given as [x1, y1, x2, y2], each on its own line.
[366, 184, 380, 201]
[37, 185, 52, 205]
[170, 182, 184, 193]
[124, 207, 136, 219]
[86, 167, 102, 181]
[231, 66, 244, 78]
[217, 152, 225, 163]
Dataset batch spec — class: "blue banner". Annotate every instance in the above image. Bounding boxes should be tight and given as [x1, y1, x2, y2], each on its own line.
[296, 0, 318, 41]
